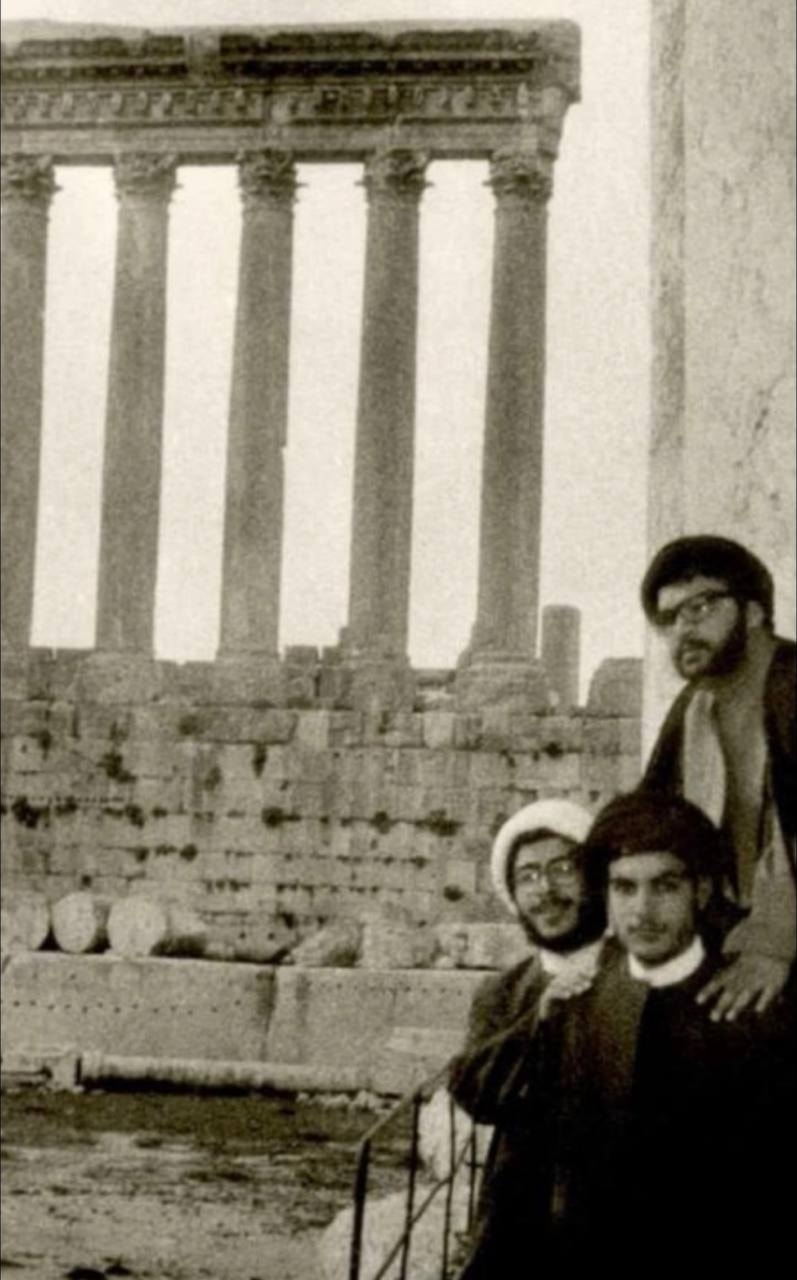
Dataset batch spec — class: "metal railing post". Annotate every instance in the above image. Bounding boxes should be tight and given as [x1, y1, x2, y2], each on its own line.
[349, 1136, 372, 1280]
[398, 1091, 423, 1280]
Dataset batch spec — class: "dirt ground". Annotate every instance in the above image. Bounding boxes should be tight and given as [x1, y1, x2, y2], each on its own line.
[0, 1085, 409, 1280]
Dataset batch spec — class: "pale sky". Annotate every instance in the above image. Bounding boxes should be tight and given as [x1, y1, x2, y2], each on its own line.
[3, 0, 651, 695]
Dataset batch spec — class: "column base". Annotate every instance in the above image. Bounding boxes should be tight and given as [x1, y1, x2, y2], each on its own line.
[455, 651, 551, 711]
[336, 628, 416, 710]
[79, 651, 165, 704]
[207, 651, 286, 706]
[336, 644, 415, 712]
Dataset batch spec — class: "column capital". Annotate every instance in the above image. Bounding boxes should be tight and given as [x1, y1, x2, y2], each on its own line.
[0, 155, 58, 208]
[236, 149, 299, 207]
[361, 149, 430, 203]
[488, 148, 553, 203]
[112, 152, 178, 201]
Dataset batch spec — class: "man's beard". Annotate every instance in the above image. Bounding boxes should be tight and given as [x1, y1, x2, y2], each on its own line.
[674, 612, 748, 681]
[520, 893, 606, 954]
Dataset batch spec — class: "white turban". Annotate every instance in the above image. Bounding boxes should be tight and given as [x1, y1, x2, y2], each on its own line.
[491, 799, 593, 915]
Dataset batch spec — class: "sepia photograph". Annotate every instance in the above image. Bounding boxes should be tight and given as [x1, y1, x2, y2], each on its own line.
[1, 1, 794, 1277]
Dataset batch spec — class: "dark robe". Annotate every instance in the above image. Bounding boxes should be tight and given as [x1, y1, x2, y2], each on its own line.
[450, 946, 793, 1277]
[550, 951, 795, 1270]
[448, 947, 615, 1278]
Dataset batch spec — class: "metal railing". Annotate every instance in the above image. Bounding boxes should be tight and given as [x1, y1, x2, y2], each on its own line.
[349, 1068, 485, 1280]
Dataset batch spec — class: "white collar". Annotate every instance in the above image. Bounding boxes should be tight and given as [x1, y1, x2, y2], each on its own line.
[628, 936, 705, 988]
[539, 937, 604, 978]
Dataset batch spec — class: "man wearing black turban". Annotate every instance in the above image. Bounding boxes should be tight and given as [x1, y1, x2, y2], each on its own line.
[640, 534, 795, 1018]
[533, 791, 794, 1270]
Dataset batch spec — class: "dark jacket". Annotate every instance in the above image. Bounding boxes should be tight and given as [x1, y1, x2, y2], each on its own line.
[450, 946, 794, 1276]
[547, 951, 795, 1269]
[449, 947, 615, 1279]
[448, 954, 550, 1279]
[642, 636, 796, 857]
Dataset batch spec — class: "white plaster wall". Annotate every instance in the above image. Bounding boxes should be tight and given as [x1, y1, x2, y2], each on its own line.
[646, 0, 796, 755]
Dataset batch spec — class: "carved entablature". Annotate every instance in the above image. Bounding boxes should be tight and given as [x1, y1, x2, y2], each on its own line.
[2, 87, 264, 128]
[1, 23, 580, 161]
[268, 79, 537, 127]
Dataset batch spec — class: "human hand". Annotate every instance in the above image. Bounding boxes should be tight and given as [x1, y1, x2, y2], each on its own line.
[696, 953, 790, 1022]
[539, 967, 595, 1021]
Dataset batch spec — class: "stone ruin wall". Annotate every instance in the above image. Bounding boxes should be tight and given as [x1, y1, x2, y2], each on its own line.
[0, 651, 641, 955]
[1, 24, 642, 958]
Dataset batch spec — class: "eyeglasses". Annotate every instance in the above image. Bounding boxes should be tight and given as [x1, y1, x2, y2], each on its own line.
[652, 589, 735, 631]
[513, 853, 581, 892]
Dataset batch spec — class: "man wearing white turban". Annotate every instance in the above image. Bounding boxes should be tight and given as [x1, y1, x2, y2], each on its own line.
[448, 797, 608, 1279]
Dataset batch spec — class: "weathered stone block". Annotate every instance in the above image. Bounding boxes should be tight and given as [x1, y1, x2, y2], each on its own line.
[587, 657, 643, 716]
[533, 750, 582, 788]
[284, 645, 320, 666]
[0, 649, 32, 699]
[316, 664, 354, 706]
[286, 921, 361, 968]
[455, 659, 550, 712]
[422, 710, 455, 750]
[376, 711, 425, 748]
[347, 661, 417, 713]
[467, 752, 513, 789]
[617, 716, 643, 757]
[283, 672, 318, 708]
[440, 857, 478, 898]
[327, 710, 364, 746]
[435, 922, 528, 970]
[453, 713, 484, 750]
[7, 736, 51, 774]
[1, 699, 58, 738]
[1, 952, 275, 1060]
[77, 655, 166, 705]
[204, 658, 286, 707]
[163, 660, 216, 703]
[294, 710, 331, 751]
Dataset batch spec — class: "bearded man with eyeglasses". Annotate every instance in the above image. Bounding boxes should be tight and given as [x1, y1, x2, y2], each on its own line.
[448, 799, 609, 1279]
[640, 535, 795, 1020]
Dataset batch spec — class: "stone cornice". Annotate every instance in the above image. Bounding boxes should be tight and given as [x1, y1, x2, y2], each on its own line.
[1, 23, 580, 163]
[1, 24, 580, 91]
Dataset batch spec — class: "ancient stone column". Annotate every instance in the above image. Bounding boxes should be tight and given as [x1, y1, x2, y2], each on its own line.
[541, 604, 581, 710]
[346, 149, 428, 662]
[95, 153, 178, 654]
[468, 149, 553, 663]
[0, 156, 58, 651]
[218, 150, 297, 660]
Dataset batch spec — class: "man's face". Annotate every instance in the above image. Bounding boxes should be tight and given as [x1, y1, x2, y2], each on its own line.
[511, 836, 587, 945]
[608, 850, 707, 967]
[654, 575, 748, 681]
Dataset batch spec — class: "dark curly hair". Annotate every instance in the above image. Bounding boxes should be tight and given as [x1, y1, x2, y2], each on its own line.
[641, 535, 774, 628]
[581, 790, 732, 886]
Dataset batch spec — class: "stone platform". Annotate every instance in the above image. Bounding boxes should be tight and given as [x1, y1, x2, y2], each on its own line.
[1, 953, 487, 1095]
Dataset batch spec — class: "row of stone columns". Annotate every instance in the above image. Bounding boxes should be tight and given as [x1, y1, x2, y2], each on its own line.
[1, 146, 554, 669]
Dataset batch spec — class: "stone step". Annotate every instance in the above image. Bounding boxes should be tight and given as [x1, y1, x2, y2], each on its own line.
[1, 952, 488, 1095]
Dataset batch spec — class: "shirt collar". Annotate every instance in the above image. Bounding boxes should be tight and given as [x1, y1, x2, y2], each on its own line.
[628, 935, 705, 988]
[539, 937, 604, 978]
